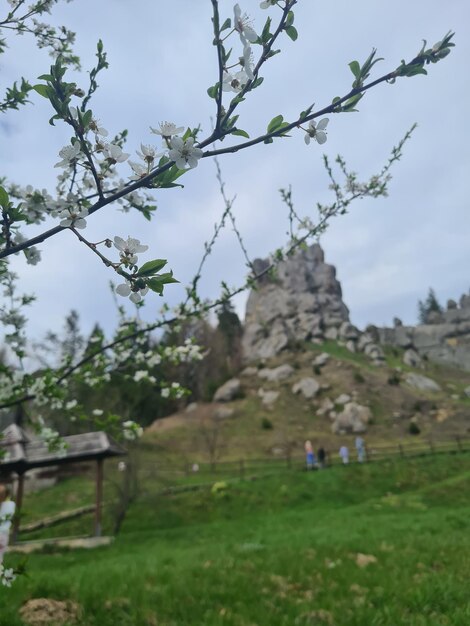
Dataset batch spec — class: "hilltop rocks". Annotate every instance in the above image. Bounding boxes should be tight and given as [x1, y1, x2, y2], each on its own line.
[291, 377, 320, 399]
[404, 373, 441, 392]
[378, 290, 470, 371]
[213, 378, 241, 402]
[242, 244, 349, 361]
[331, 402, 372, 434]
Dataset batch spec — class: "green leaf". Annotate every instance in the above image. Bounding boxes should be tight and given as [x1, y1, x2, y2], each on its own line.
[156, 271, 179, 284]
[251, 77, 264, 89]
[147, 278, 164, 295]
[207, 84, 219, 99]
[136, 259, 168, 277]
[285, 26, 298, 42]
[32, 84, 50, 99]
[220, 18, 231, 32]
[348, 60, 361, 79]
[261, 17, 272, 43]
[285, 11, 295, 27]
[0, 186, 9, 209]
[342, 92, 364, 112]
[267, 114, 284, 133]
[232, 129, 250, 139]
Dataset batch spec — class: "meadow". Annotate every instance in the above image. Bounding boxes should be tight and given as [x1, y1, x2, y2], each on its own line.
[1, 452, 469, 625]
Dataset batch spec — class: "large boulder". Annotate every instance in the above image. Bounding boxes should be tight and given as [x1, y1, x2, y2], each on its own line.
[213, 378, 241, 402]
[331, 402, 372, 434]
[404, 373, 441, 392]
[242, 244, 349, 361]
[403, 348, 422, 368]
[257, 388, 280, 407]
[257, 364, 294, 382]
[312, 352, 330, 368]
[292, 377, 320, 399]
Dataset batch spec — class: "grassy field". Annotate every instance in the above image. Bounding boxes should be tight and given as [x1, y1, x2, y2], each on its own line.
[1, 453, 470, 625]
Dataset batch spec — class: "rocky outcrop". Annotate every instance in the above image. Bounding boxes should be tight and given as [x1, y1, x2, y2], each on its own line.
[378, 291, 470, 371]
[242, 244, 349, 361]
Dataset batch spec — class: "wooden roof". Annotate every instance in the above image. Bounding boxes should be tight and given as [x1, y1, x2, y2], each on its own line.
[0, 425, 126, 474]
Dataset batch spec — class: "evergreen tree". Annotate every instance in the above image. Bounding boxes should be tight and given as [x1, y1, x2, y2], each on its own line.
[418, 288, 443, 324]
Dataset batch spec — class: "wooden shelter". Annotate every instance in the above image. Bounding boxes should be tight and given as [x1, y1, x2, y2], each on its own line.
[0, 424, 126, 542]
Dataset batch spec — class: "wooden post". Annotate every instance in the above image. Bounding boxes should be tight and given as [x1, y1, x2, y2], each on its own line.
[456, 435, 462, 453]
[94, 458, 104, 537]
[428, 438, 435, 455]
[12, 472, 25, 544]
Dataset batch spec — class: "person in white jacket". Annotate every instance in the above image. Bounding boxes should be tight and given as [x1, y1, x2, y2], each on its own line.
[0, 484, 16, 564]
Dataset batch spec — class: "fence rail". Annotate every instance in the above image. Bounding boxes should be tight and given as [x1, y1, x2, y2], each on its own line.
[133, 434, 470, 484]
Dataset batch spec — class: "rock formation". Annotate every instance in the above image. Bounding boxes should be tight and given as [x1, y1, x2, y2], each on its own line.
[242, 244, 349, 361]
[378, 292, 470, 371]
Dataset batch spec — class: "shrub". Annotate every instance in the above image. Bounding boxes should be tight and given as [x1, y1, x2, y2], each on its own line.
[261, 417, 273, 430]
[388, 372, 401, 386]
[313, 365, 322, 376]
[409, 421, 421, 435]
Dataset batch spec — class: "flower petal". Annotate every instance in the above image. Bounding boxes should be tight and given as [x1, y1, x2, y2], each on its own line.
[116, 283, 131, 297]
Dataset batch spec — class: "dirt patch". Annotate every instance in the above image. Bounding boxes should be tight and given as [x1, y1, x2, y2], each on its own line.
[20, 598, 81, 625]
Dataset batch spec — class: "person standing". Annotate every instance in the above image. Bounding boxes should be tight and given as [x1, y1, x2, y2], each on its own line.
[0, 484, 16, 564]
[355, 436, 366, 463]
[339, 445, 349, 465]
[317, 446, 326, 469]
[304, 440, 315, 470]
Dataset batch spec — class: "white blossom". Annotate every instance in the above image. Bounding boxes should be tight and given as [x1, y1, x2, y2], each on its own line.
[113, 236, 148, 265]
[54, 143, 83, 169]
[242, 44, 255, 80]
[304, 118, 329, 145]
[168, 136, 203, 169]
[0, 565, 16, 588]
[150, 121, 184, 138]
[24, 246, 41, 265]
[103, 144, 130, 164]
[92, 409, 103, 416]
[122, 420, 143, 441]
[133, 370, 148, 382]
[115, 280, 149, 304]
[59, 207, 88, 229]
[136, 144, 162, 165]
[89, 118, 108, 137]
[161, 387, 170, 399]
[222, 70, 249, 93]
[128, 161, 147, 181]
[65, 399, 77, 410]
[260, 0, 277, 8]
[234, 4, 258, 44]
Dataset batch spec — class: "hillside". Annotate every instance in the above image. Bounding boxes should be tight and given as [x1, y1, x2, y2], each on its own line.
[146, 339, 470, 465]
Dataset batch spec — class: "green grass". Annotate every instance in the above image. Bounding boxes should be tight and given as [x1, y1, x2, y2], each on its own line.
[1, 453, 470, 625]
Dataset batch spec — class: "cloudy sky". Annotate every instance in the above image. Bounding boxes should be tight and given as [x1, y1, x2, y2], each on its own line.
[1, 0, 469, 344]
